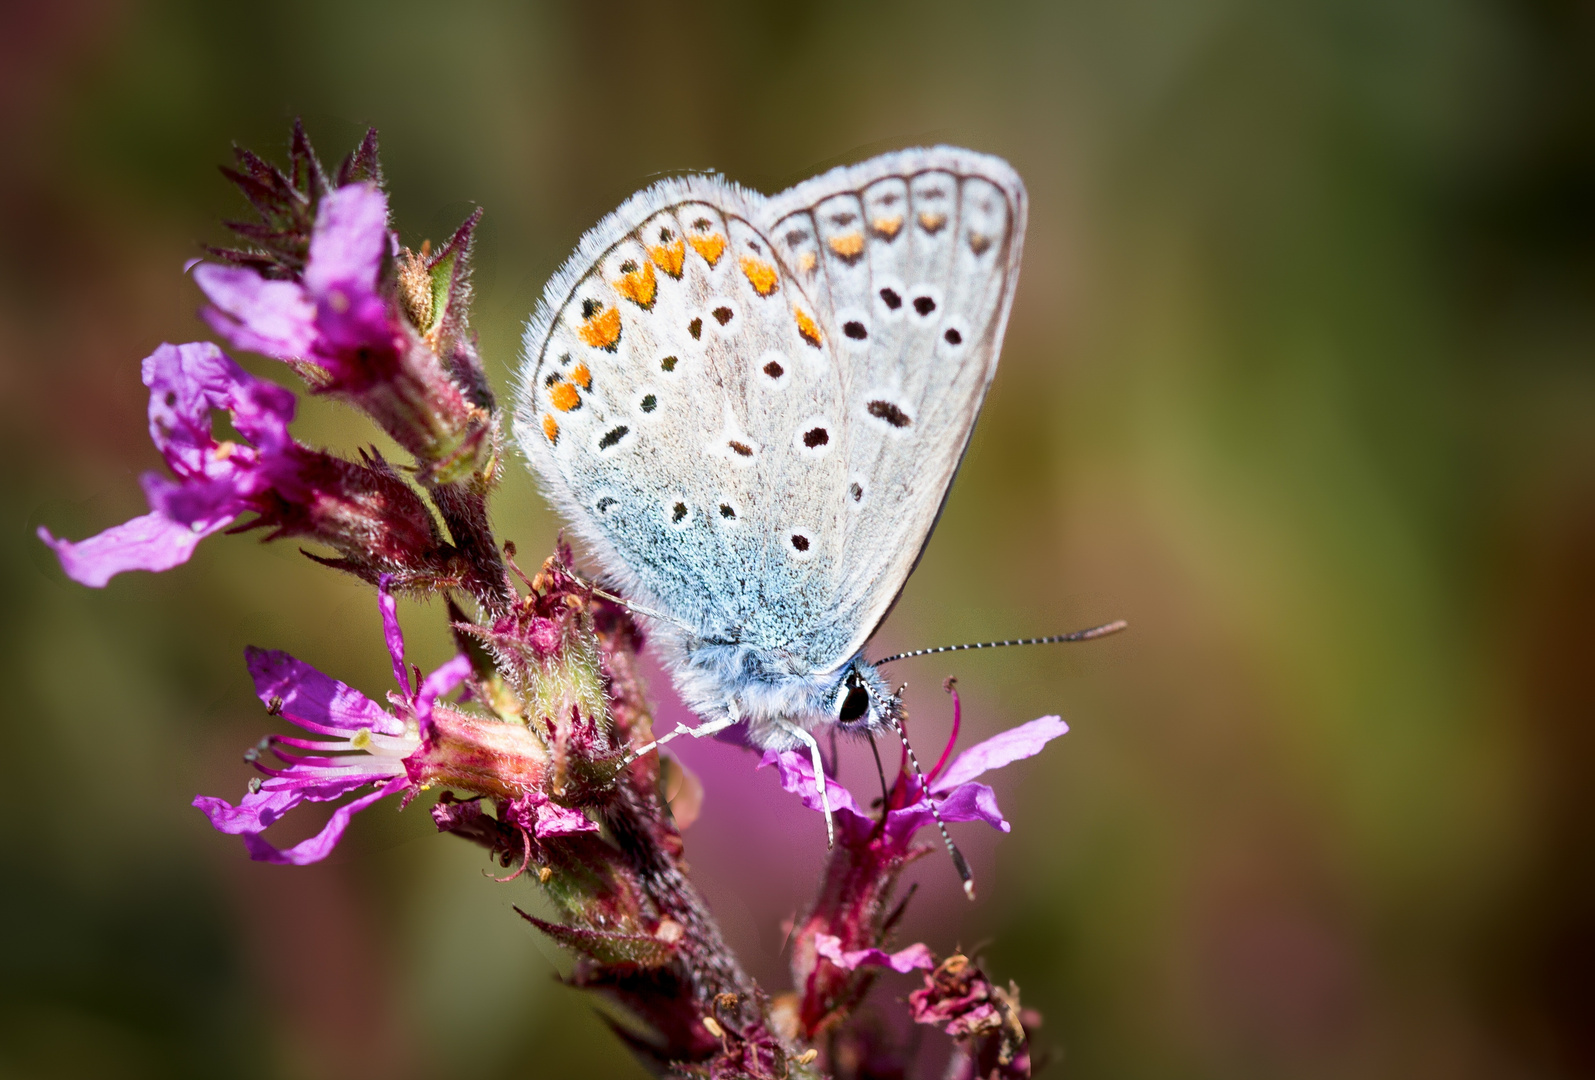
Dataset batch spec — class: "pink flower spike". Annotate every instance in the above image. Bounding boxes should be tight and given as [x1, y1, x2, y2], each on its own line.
[814, 934, 935, 974]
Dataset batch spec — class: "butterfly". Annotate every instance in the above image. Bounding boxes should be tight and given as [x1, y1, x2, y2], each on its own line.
[515, 147, 1026, 850]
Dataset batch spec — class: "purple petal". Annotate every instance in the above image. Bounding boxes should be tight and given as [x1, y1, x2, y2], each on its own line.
[533, 800, 598, 838]
[814, 933, 935, 973]
[304, 184, 389, 296]
[240, 777, 408, 865]
[142, 340, 296, 467]
[193, 265, 316, 360]
[885, 781, 1010, 848]
[377, 577, 409, 695]
[245, 646, 402, 737]
[193, 773, 370, 835]
[141, 471, 255, 531]
[934, 715, 1069, 792]
[37, 512, 229, 588]
[143, 342, 241, 470]
[416, 654, 474, 726]
[758, 749, 869, 823]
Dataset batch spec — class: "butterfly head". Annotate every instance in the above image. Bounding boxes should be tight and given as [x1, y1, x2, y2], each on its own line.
[829, 656, 901, 736]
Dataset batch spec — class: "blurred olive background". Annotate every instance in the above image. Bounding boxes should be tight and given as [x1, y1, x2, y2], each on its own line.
[3, 0, 1593, 1077]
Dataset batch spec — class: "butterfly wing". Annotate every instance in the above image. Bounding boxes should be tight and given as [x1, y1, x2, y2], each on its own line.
[516, 149, 1025, 675]
[516, 177, 855, 662]
[759, 148, 1027, 668]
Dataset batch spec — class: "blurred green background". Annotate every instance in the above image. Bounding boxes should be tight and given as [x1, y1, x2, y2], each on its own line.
[3, 0, 1593, 1077]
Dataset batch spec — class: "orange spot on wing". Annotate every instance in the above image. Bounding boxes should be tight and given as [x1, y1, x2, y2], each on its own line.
[542, 414, 559, 443]
[578, 305, 622, 350]
[570, 362, 592, 389]
[795, 308, 822, 348]
[871, 214, 903, 239]
[918, 211, 947, 233]
[613, 260, 657, 307]
[827, 231, 865, 261]
[549, 380, 581, 412]
[688, 233, 726, 267]
[740, 256, 779, 297]
[648, 239, 685, 278]
[798, 251, 817, 272]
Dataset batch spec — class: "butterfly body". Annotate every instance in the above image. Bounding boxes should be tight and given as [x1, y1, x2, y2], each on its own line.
[516, 148, 1026, 753]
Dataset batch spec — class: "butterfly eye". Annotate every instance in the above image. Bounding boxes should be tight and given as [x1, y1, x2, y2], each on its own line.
[838, 677, 870, 722]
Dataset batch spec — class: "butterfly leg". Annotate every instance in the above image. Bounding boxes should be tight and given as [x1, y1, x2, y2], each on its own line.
[775, 719, 834, 849]
[620, 701, 741, 766]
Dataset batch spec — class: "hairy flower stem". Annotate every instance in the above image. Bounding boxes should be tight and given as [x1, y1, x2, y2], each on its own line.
[428, 479, 515, 616]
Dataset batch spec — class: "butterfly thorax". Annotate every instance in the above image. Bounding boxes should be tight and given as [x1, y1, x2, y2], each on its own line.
[661, 632, 899, 750]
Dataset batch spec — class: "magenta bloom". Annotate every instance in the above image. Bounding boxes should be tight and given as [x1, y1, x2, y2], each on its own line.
[38, 341, 440, 588]
[193, 180, 479, 465]
[761, 714, 1069, 852]
[195, 183, 396, 387]
[193, 579, 472, 864]
[39, 342, 296, 586]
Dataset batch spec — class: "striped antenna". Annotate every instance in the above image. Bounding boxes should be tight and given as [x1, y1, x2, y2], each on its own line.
[890, 704, 977, 902]
[875, 619, 1128, 666]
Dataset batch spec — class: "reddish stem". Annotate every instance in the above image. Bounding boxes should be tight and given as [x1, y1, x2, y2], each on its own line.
[926, 678, 962, 784]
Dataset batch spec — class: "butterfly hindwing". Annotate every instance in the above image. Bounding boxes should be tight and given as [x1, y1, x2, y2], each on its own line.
[762, 151, 1026, 667]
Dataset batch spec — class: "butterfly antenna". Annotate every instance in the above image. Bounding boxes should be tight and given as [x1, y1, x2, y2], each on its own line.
[889, 698, 976, 902]
[875, 619, 1129, 666]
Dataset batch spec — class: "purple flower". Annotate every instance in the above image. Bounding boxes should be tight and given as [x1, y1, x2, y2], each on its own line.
[193, 182, 478, 465]
[193, 578, 472, 864]
[38, 340, 444, 589]
[39, 342, 295, 587]
[760, 714, 1069, 854]
[195, 183, 394, 385]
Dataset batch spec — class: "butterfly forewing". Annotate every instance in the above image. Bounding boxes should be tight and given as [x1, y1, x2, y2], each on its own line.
[519, 182, 853, 660]
[518, 149, 1025, 676]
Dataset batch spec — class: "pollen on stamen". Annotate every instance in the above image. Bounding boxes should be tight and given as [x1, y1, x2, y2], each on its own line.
[350, 729, 373, 750]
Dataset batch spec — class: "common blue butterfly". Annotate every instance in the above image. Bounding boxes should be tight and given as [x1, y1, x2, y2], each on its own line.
[515, 148, 1030, 854]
